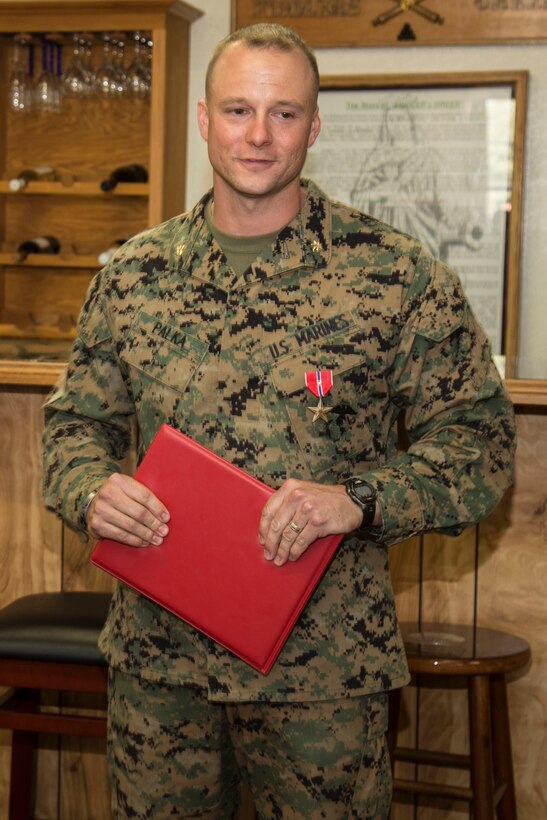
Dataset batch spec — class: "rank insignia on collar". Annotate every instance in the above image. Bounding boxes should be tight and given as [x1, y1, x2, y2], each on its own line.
[306, 370, 334, 424]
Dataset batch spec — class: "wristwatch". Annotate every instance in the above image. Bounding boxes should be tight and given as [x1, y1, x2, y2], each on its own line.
[342, 478, 377, 529]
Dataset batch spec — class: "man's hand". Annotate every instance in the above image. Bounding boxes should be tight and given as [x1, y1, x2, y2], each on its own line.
[258, 479, 366, 567]
[86, 473, 170, 547]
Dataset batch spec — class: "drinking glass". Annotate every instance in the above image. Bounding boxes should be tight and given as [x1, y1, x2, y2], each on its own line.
[110, 34, 128, 95]
[126, 31, 150, 98]
[62, 33, 88, 97]
[81, 34, 96, 90]
[95, 33, 117, 96]
[35, 38, 61, 112]
[8, 35, 33, 113]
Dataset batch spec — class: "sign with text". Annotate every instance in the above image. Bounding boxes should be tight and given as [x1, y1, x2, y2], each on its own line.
[232, 0, 547, 47]
[303, 71, 527, 375]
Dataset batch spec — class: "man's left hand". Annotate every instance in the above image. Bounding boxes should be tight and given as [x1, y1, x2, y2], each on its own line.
[258, 479, 364, 567]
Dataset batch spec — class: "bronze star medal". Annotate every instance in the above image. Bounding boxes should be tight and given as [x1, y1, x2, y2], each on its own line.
[306, 370, 334, 424]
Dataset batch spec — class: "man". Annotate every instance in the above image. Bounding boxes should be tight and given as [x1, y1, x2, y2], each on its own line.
[43, 23, 516, 819]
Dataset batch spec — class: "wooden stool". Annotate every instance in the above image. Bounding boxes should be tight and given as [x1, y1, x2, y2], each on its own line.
[391, 622, 531, 820]
[0, 591, 111, 820]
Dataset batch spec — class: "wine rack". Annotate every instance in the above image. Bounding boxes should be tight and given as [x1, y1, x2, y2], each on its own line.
[0, 0, 202, 383]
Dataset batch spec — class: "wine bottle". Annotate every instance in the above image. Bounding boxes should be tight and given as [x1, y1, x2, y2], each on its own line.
[97, 238, 128, 266]
[9, 166, 59, 192]
[100, 163, 148, 192]
[16, 235, 61, 263]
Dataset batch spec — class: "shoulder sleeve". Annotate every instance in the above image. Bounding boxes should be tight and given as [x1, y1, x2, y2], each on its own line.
[43, 276, 134, 533]
[361, 249, 516, 544]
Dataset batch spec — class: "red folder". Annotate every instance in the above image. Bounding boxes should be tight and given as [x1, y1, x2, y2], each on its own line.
[91, 424, 343, 675]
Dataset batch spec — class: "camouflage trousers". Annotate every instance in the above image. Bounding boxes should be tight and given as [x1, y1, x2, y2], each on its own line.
[107, 667, 392, 819]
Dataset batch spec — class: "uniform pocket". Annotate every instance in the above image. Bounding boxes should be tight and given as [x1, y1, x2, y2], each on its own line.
[267, 326, 389, 479]
[119, 311, 208, 394]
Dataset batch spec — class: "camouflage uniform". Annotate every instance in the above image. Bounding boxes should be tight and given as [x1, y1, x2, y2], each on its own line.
[43, 179, 515, 813]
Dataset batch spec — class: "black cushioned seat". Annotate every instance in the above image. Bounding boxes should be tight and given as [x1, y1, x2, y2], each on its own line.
[0, 590, 112, 819]
[0, 590, 111, 664]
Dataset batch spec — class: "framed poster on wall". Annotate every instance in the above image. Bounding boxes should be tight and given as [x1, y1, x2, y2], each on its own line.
[232, 1, 547, 47]
[302, 72, 527, 376]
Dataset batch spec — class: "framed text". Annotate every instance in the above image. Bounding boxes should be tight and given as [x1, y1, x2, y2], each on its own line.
[303, 72, 527, 375]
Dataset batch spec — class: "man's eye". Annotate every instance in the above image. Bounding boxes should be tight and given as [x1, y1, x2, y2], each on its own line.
[279, 111, 294, 120]
[231, 108, 247, 116]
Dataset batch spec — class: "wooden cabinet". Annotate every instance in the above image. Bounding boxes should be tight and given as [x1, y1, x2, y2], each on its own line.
[0, 5, 205, 817]
[0, 0, 202, 384]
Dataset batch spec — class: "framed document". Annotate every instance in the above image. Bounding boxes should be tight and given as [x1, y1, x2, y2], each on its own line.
[232, 1, 547, 47]
[303, 72, 527, 376]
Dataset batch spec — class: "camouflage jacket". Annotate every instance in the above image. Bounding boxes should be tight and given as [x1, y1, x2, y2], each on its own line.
[43, 180, 516, 702]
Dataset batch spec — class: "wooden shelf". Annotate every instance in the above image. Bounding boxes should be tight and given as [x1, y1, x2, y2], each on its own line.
[0, 180, 149, 197]
[0, 253, 101, 268]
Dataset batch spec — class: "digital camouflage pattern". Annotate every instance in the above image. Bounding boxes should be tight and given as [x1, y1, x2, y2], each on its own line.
[43, 179, 516, 702]
[108, 667, 391, 819]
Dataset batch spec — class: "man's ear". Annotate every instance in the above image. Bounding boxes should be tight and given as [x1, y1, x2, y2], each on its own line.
[308, 108, 321, 148]
[197, 99, 209, 141]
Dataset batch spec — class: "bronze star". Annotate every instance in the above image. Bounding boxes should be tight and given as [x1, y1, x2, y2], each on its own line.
[308, 399, 333, 424]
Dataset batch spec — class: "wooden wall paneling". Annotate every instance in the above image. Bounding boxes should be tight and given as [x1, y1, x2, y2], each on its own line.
[60, 720, 109, 820]
[389, 534, 422, 622]
[62, 526, 116, 594]
[420, 526, 478, 625]
[33, 739, 61, 820]
[0, 386, 63, 819]
[476, 412, 547, 819]
[0, 387, 61, 601]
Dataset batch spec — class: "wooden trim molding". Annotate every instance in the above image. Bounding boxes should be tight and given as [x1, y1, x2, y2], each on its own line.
[505, 379, 547, 407]
[0, 361, 65, 387]
[1, 362, 546, 407]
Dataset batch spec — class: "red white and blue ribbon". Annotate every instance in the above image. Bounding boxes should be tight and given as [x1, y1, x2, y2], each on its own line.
[305, 370, 333, 399]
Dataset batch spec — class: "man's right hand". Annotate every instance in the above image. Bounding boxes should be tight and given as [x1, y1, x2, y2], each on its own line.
[86, 473, 170, 547]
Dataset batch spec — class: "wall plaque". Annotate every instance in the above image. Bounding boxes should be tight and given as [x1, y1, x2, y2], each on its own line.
[232, 1, 547, 47]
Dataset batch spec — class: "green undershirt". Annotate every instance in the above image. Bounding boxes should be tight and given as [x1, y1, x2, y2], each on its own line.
[205, 201, 280, 278]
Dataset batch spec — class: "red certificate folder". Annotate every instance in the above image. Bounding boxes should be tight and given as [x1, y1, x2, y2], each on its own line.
[91, 424, 343, 675]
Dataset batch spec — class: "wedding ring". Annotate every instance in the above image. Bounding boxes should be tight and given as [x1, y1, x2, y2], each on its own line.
[289, 521, 302, 534]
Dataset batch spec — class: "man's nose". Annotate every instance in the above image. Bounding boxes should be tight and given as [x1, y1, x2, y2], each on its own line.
[246, 114, 272, 146]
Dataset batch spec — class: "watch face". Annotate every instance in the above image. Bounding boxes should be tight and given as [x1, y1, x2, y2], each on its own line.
[351, 479, 375, 503]
[344, 479, 377, 529]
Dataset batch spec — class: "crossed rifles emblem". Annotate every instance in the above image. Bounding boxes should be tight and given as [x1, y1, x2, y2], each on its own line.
[373, 0, 444, 26]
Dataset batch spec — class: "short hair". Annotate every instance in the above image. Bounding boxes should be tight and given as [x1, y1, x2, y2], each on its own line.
[205, 23, 320, 104]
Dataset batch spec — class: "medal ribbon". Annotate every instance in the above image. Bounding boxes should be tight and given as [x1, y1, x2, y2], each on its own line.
[305, 370, 333, 399]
